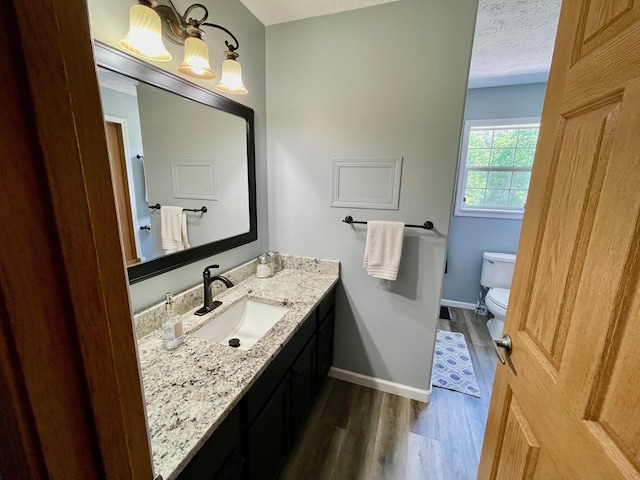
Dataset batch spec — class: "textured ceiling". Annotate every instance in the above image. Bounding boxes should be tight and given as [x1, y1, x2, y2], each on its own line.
[469, 0, 562, 87]
[238, 0, 562, 88]
[237, 0, 402, 26]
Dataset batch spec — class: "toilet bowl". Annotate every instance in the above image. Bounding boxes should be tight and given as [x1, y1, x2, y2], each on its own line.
[480, 252, 516, 339]
[485, 287, 510, 339]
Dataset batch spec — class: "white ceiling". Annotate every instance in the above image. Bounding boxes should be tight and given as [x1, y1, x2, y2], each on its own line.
[238, 0, 403, 27]
[469, 0, 562, 88]
[238, 0, 562, 88]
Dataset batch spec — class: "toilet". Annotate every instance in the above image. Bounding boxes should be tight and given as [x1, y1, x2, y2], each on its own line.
[480, 252, 516, 339]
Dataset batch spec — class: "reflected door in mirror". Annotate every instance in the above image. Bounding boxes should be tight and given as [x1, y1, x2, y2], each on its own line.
[105, 120, 141, 265]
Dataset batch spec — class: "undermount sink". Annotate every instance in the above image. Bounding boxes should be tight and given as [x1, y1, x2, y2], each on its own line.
[192, 298, 289, 350]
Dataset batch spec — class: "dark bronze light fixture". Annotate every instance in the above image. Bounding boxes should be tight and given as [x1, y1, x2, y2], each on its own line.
[120, 0, 247, 94]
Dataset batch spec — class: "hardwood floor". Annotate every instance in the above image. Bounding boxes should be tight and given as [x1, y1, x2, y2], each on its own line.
[279, 308, 497, 480]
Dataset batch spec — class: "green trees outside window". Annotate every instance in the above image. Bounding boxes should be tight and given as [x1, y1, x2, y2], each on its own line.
[458, 121, 539, 217]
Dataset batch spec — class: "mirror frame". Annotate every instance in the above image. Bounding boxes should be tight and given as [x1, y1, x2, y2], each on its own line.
[94, 41, 257, 284]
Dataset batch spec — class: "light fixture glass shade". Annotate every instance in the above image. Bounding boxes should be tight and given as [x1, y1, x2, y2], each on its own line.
[120, 5, 172, 62]
[178, 37, 216, 79]
[215, 58, 248, 94]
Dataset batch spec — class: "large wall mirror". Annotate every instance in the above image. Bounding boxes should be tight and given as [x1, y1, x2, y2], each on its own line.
[94, 41, 257, 284]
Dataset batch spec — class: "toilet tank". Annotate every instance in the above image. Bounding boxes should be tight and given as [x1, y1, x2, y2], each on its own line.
[481, 252, 516, 289]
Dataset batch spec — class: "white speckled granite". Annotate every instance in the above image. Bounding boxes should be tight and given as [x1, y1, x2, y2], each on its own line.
[136, 258, 339, 479]
[280, 254, 340, 275]
[133, 256, 339, 339]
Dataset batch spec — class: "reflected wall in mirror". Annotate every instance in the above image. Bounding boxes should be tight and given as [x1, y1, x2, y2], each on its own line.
[95, 41, 257, 283]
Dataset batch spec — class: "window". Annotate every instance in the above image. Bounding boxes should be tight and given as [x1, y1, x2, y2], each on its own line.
[454, 118, 540, 219]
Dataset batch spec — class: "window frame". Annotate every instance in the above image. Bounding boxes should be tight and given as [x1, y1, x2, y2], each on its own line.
[454, 117, 541, 219]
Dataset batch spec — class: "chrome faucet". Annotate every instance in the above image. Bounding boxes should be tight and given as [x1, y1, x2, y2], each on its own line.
[194, 264, 235, 316]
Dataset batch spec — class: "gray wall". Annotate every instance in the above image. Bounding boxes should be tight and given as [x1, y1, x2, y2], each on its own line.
[441, 83, 547, 305]
[98, 83, 154, 260]
[266, 0, 478, 391]
[88, 0, 268, 312]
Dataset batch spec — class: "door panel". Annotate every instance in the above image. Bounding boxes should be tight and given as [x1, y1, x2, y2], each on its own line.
[479, 0, 640, 478]
[523, 99, 620, 365]
[530, 452, 562, 480]
[580, 0, 640, 57]
[494, 395, 539, 479]
[590, 246, 640, 469]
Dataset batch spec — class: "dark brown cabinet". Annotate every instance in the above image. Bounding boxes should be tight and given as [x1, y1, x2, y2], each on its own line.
[176, 405, 242, 480]
[290, 336, 316, 440]
[215, 446, 244, 480]
[248, 377, 290, 480]
[316, 309, 334, 391]
[178, 286, 335, 480]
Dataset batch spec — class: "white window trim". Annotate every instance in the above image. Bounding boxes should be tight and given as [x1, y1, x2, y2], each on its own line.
[454, 116, 541, 220]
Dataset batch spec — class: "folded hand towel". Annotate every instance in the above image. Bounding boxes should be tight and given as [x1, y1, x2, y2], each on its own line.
[161, 206, 190, 254]
[362, 221, 405, 281]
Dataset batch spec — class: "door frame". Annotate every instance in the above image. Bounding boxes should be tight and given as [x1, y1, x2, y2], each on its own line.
[0, 0, 152, 478]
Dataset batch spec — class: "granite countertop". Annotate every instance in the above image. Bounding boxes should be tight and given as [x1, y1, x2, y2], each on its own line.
[136, 265, 339, 479]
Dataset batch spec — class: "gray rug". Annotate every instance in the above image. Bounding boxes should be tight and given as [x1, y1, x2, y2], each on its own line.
[431, 330, 480, 397]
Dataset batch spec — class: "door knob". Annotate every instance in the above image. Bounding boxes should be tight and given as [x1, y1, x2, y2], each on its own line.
[493, 334, 512, 365]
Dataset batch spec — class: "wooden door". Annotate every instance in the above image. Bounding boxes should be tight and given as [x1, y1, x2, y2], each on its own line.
[478, 1, 640, 478]
[105, 121, 140, 265]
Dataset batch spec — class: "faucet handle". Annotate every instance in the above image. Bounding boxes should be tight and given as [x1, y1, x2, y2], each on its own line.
[203, 264, 220, 275]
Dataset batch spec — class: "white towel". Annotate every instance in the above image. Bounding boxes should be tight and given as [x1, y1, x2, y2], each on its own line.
[362, 221, 405, 281]
[161, 206, 190, 254]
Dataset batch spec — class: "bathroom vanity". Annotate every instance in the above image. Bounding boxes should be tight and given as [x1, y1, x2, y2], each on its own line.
[134, 256, 339, 479]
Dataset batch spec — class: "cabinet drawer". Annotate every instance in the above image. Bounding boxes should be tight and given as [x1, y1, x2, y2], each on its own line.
[246, 312, 315, 424]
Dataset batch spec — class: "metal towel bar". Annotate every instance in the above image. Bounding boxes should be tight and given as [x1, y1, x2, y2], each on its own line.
[148, 203, 208, 213]
[342, 215, 434, 230]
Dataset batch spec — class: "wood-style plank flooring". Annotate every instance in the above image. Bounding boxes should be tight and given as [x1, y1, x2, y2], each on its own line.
[279, 308, 497, 480]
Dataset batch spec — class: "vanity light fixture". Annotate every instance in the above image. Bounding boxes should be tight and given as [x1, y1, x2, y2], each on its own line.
[120, 0, 248, 94]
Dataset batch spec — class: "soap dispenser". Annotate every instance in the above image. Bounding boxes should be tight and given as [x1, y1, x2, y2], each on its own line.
[161, 292, 184, 350]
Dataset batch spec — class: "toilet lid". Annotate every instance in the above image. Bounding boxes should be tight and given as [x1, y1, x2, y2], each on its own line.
[488, 288, 510, 309]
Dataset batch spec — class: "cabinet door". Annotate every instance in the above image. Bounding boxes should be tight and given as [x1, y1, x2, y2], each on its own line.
[214, 446, 243, 480]
[316, 309, 334, 391]
[245, 312, 315, 425]
[290, 338, 316, 440]
[248, 377, 290, 480]
[177, 405, 241, 480]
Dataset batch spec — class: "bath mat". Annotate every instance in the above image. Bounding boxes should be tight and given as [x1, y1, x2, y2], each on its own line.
[439, 306, 451, 320]
[431, 330, 480, 397]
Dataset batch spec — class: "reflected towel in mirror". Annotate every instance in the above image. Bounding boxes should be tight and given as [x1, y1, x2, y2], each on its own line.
[161, 206, 190, 254]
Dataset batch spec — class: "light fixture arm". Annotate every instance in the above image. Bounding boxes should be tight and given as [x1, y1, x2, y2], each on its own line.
[144, 0, 240, 53]
[181, 3, 208, 25]
[201, 22, 240, 53]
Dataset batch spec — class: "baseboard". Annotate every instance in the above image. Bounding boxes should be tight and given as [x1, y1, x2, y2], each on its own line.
[440, 299, 477, 310]
[328, 367, 431, 403]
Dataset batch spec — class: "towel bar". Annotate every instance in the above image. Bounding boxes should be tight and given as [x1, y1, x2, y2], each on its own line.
[342, 215, 434, 230]
[148, 203, 208, 213]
